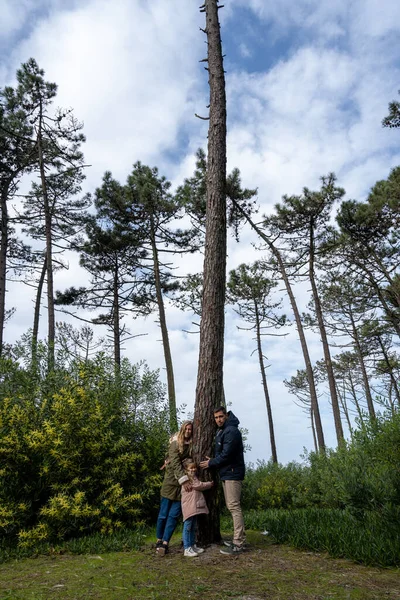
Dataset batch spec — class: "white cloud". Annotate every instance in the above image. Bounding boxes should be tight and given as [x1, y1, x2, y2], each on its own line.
[239, 42, 252, 59]
[4, 0, 204, 187]
[2, 0, 399, 464]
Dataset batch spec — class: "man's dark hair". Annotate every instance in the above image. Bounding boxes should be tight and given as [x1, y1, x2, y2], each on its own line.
[214, 406, 227, 414]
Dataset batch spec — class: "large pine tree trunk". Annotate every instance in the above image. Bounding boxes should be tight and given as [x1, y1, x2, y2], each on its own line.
[230, 201, 325, 452]
[150, 222, 177, 432]
[193, 0, 227, 544]
[255, 302, 278, 463]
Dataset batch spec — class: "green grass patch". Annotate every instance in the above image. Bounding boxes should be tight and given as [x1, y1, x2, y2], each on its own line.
[0, 530, 399, 600]
[243, 508, 400, 567]
[0, 527, 146, 564]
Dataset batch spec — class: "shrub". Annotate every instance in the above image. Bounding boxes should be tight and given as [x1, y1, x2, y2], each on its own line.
[243, 507, 400, 567]
[0, 353, 169, 547]
[242, 460, 307, 510]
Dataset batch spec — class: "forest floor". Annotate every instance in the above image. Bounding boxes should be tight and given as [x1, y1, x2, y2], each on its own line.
[0, 531, 399, 600]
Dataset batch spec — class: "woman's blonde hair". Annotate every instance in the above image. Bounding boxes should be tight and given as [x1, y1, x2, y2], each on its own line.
[176, 420, 193, 454]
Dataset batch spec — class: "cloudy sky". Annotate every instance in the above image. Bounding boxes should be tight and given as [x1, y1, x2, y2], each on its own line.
[1, 0, 400, 464]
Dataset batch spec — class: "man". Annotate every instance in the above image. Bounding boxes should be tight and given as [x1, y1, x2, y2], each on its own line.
[155, 421, 193, 556]
[200, 406, 246, 554]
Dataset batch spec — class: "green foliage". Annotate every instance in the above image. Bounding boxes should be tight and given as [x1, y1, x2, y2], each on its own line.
[241, 413, 400, 566]
[0, 525, 146, 562]
[382, 90, 400, 128]
[244, 508, 400, 567]
[243, 412, 400, 514]
[0, 352, 169, 548]
[242, 460, 307, 510]
[302, 413, 400, 511]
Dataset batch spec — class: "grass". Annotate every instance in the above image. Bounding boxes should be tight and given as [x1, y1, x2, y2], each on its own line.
[0, 528, 146, 563]
[243, 508, 400, 567]
[0, 530, 399, 600]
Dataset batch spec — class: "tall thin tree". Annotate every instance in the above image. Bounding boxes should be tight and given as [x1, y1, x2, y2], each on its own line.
[193, 0, 227, 543]
[230, 198, 326, 451]
[227, 261, 288, 463]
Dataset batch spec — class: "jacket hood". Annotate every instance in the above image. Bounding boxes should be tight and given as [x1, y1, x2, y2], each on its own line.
[223, 411, 240, 428]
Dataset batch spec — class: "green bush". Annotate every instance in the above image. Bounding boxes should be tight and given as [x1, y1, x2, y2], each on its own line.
[0, 353, 169, 548]
[240, 412, 400, 566]
[243, 507, 400, 567]
[242, 460, 307, 510]
[243, 412, 400, 516]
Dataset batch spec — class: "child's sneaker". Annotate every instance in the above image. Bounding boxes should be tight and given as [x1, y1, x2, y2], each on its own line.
[184, 547, 199, 557]
[192, 545, 204, 554]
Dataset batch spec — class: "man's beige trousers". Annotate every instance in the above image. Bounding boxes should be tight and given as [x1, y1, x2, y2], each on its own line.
[222, 480, 246, 547]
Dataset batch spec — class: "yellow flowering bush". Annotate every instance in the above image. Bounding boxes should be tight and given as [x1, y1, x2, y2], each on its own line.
[0, 353, 170, 546]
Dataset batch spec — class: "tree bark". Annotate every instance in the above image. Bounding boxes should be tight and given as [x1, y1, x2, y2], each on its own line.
[193, 0, 227, 544]
[32, 255, 47, 369]
[150, 220, 177, 432]
[37, 100, 55, 371]
[310, 408, 318, 453]
[113, 257, 121, 373]
[349, 310, 375, 419]
[255, 301, 278, 463]
[0, 184, 9, 356]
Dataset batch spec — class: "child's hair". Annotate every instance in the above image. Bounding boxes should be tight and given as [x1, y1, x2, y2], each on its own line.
[184, 461, 197, 480]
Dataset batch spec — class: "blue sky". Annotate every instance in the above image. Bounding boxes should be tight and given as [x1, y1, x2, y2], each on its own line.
[1, 0, 400, 464]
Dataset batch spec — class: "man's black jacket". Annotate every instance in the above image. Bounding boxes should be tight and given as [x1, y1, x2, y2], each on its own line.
[209, 411, 245, 481]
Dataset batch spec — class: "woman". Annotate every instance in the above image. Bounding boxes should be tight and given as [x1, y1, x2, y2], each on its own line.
[155, 420, 193, 555]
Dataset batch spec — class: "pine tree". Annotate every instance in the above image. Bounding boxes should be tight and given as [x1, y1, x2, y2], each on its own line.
[0, 80, 36, 354]
[229, 198, 326, 452]
[193, 0, 227, 544]
[14, 58, 86, 369]
[265, 174, 346, 444]
[55, 173, 152, 373]
[227, 261, 288, 462]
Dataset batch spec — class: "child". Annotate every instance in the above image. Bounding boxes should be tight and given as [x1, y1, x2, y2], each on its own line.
[181, 462, 213, 557]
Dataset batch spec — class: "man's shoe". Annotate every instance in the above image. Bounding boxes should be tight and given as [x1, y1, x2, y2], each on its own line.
[192, 544, 204, 554]
[184, 547, 199, 557]
[220, 544, 244, 555]
[222, 539, 248, 548]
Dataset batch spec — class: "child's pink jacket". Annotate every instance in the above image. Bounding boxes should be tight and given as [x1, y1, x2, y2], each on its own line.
[181, 476, 213, 521]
